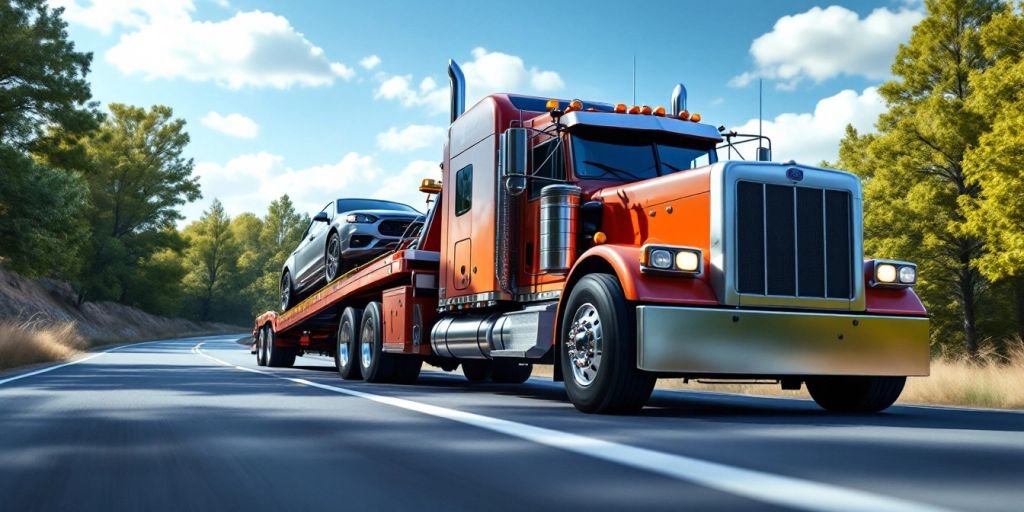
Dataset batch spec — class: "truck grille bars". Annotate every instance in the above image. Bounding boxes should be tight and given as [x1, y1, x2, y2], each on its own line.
[735, 181, 853, 299]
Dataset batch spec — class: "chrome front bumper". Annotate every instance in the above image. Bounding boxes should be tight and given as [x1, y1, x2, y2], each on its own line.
[636, 306, 929, 376]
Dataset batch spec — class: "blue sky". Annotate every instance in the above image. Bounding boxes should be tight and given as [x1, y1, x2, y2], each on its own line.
[51, 0, 924, 222]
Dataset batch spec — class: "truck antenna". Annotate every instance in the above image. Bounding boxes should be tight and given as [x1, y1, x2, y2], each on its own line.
[759, 78, 763, 141]
[632, 54, 636, 106]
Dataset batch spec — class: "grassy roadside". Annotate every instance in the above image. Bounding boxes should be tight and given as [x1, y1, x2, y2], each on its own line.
[529, 342, 1024, 410]
[0, 319, 242, 371]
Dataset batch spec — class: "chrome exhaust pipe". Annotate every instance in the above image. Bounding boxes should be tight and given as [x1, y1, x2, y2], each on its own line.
[448, 59, 465, 123]
[670, 83, 687, 116]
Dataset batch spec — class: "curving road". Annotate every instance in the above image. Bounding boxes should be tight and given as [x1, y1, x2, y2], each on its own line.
[0, 335, 1021, 512]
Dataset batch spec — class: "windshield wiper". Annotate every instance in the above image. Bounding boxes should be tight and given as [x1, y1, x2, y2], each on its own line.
[582, 160, 644, 181]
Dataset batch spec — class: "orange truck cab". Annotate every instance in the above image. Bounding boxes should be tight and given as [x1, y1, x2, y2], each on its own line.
[253, 60, 928, 415]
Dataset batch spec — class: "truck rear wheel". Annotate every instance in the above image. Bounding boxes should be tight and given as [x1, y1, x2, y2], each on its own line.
[491, 361, 533, 384]
[560, 274, 655, 414]
[266, 327, 295, 368]
[807, 376, 906, 413]
[358, 302, 394, 382]
[256, 326, 268, 366]
[335, 307, 362, 380]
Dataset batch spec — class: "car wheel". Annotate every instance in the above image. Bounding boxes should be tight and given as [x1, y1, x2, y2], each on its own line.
[280, 271, 295, 311]
[325, 232, 343, 284]
[335, 307, 363, 380]
[807, 376, 906, 413]
[560, 274, 656, 414]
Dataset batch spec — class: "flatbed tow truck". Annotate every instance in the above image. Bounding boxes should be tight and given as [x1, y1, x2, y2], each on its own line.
[253, 60, 929, 414]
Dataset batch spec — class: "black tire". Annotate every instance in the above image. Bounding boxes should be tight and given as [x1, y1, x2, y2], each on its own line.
[807, 376, 906, 413]
[461, 360, 492, 382]
[335, 307, 362, 380]
[266, 327, 296, 368]
[358, 302, 394, 382]
[325, 232, 343, 284]
[391, 356, 423, 384]
[280, 271, 295, 311]
[491, 361, 533, 384]
[560, 274, 656, 414]
[256, 326, 268, 366]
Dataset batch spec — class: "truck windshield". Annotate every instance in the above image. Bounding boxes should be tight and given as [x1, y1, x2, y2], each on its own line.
[571, 132, 717, 182]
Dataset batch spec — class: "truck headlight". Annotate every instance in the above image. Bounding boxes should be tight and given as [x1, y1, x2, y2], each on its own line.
[870, 260, 917, 288]
[640, 245, 702, 276]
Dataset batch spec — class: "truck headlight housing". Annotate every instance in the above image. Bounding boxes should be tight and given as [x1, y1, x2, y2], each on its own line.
[640, 245, 702, 276]
[869, 260, 917, 288]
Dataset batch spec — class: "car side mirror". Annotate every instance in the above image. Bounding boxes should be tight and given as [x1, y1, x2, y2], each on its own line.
[500, 127, 528, 196]
[313, 212, 330, 223]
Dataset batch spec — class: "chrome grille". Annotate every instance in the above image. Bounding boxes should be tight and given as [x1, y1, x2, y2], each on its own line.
[735, 181, 853, 299]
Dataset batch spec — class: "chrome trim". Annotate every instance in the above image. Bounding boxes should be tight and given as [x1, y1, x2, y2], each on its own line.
[636, 305, 929, 376]
[539, 184, 581, 274]
[709, 161, 866, 311]
[437, 291, 512, 308]
[448, 59, 465, 124]
[430, 304, 556, 360]
[515, 290, 562, 302]
[559, 111, 723, 142]
[670, 83, 687, 117]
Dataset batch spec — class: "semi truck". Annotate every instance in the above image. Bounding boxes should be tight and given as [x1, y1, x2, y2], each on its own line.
[252, 60, 929, 414]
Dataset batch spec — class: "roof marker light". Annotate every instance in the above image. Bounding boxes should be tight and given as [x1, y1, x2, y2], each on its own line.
[545, 99, 559, 111]
[678, 110, 690, 120]
[640, 105, 652, 115]
[628, 105, 640, 114]
[691, 113, 702, 122]
[614, 103, 627, 113]
[653, 106, 666, 117]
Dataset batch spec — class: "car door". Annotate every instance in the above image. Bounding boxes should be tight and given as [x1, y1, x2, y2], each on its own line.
[295, 203, 332, 288]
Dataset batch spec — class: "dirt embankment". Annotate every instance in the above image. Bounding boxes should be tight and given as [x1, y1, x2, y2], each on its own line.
[0, 264, 243, 370]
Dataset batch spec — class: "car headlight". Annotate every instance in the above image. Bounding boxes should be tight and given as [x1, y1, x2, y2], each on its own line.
[640, 245, 702, 276]
[346, 213, 378, 223]
[869, 260, 917, 288]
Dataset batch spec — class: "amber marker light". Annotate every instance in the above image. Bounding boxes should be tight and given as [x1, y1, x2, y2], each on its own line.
[568, 99, 583, 111]
[593, 231, 608, 245]
[545, 99, 560, 111]
[653, 106, 666, 117]
[691, 113, 702, 122]
[614, 103, 627, 113]
[678, 110, 690, 120]
[640, 105, 652, 115]
[628, 105, 641, 114]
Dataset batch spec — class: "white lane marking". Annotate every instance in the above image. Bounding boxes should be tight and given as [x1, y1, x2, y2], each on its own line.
[195, 342, 956, 512]
[0, 336, 240, 386]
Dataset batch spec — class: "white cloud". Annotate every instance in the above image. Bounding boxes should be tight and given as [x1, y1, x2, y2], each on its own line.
[201, 111, 259, 139]
[371, 160, 441, 213]
[374, 47, 565, 114]
[376, 124, 446, 153]
[731, 6, 923, 89]
[359, 55, 382, 70]
[728, 87, 885, 165]
[87, 6, 354, 89]
[50, 0, 194, 34]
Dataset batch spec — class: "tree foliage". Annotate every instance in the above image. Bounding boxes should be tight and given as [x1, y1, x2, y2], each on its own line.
[181, 200, 239, 321]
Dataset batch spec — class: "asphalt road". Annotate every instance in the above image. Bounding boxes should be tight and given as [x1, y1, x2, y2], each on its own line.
[0, 335, 1021, 512]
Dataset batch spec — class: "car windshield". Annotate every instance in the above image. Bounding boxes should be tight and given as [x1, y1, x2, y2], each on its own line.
[336, 199, 418, 214]
[571, 132, 717, 182]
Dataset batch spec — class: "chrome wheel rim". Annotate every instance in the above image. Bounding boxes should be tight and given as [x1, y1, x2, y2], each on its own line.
[338, 322, 351, 368]
[280, 276, 290, 310]
[326, 235, 340, 281]
[567, 303, 602, 387]
[360, 322, 373, 369]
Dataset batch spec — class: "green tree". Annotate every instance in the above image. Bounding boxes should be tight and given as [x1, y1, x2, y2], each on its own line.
[182, 200, 239, 321]
[837, 0, 1001, 355]
[75, 104, 201, 304]
[962, 2, 1024, 339]
[250, 195, 309, 315]
[0, 0, 99, 147]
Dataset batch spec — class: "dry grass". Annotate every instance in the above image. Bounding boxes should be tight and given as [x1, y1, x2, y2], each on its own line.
[0, 318, 86, 371]
[528, 342, 1024, 410]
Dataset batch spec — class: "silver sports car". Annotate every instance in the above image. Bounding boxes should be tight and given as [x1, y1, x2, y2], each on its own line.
[280, 198, 423, 311]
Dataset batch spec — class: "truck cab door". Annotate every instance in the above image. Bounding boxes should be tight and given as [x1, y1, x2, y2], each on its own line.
[450, 164, 473, 291]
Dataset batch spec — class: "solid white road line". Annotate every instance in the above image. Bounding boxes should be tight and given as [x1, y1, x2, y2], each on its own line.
[0, 336, 237, 386]
[194, 341, 956, 512]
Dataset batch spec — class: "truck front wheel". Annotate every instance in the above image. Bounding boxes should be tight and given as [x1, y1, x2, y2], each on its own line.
[560, 274, 655, 414]
[806, 376, 906, 413]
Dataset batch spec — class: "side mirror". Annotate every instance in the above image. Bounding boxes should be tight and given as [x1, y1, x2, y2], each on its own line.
[313, 211, 330, 223]
[500, 127, 528, 196]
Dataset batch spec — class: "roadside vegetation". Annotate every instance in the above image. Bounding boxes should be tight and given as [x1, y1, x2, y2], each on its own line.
[0, 319, 83, 371]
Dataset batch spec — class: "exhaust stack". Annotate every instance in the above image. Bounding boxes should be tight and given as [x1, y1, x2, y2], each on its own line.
[448, 60, 465, 123]
[670, 83, 687, 116]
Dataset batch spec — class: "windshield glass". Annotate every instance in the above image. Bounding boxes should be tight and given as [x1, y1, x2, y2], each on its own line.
[336, 199, 418, 214]
[572, 132, 717, 182]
